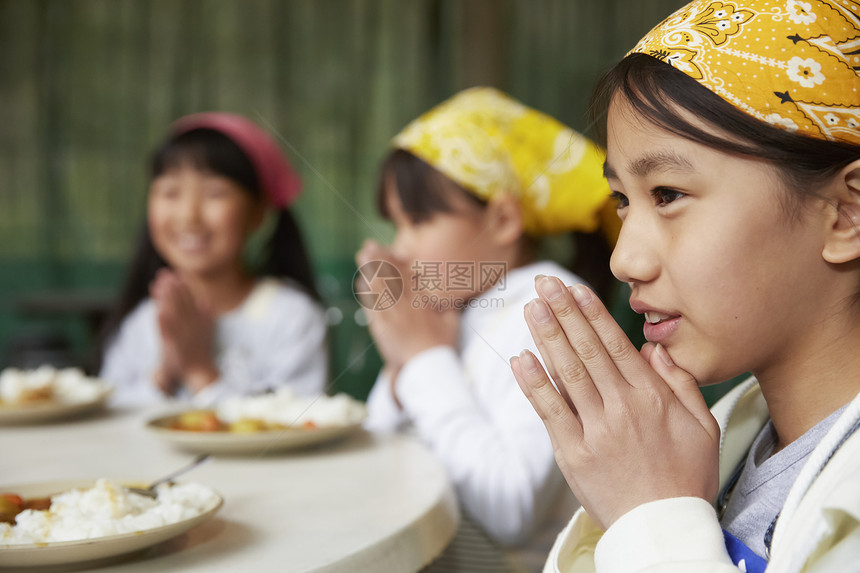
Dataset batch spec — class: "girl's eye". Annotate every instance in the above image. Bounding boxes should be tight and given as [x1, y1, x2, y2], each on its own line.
[404, 212, 432, 227]
[204, 186, 229, 198]
[153, 184, 178, 199]
[651, 187, 685, 206]
[609, 190, 628, 209]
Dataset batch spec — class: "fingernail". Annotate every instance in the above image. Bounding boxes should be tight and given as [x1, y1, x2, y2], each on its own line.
[519, 349, 539, 373]
[571, 284, 592, 306]
[538, 277, 563, 301]
[656, 343, 674, 366]
[534, 274, 546, 281]
[529, 299, 551, 323]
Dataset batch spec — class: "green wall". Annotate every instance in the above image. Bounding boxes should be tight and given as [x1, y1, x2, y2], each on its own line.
[2, 0, 726, 402]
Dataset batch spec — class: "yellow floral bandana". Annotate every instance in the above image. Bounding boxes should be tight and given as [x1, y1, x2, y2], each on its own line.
[632, 0, 860, 145]
[391, 87, 612, 237]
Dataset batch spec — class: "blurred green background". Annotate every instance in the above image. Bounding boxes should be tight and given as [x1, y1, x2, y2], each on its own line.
[0, 0, 741, 403]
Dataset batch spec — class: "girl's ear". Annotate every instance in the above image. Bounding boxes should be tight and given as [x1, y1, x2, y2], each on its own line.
[822, 158, 860, 264]
[486, 193, 525, 247]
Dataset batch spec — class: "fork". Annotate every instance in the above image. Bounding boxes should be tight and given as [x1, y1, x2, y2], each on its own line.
[126, 454, 211, 499]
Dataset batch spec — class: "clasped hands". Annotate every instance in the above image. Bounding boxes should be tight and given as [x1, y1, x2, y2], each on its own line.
[149, 269, 218, 396]
[510, 275, 721, 530]
[355, 240, 460, 385]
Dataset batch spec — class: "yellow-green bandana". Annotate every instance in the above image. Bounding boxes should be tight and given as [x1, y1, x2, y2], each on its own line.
[392, 87, 612, 236]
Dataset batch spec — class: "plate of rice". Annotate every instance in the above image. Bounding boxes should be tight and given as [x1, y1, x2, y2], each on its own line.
[146, 389, 368, 455]
[0, 367, 113, 425]
[0, 478, 222, 567]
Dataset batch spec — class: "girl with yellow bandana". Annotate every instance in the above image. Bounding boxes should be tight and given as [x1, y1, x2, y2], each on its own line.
[357, 87, 614, 571]
[511, 1, 860, 572]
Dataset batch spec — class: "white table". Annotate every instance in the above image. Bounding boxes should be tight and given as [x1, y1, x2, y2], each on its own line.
[0, 407, 460, 572]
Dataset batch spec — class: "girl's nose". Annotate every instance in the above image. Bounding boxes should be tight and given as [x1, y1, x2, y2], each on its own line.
[609, 215, 660, 285]
[390, 229, 412, 261]
[175, 191, 203, 224]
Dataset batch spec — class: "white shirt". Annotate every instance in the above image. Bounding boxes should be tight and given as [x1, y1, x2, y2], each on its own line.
[365, 260, 582, 571]
[100, 278, 328, 407]
[543, 379, 860, 573]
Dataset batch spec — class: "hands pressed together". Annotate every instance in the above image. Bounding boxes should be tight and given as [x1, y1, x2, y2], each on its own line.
[356, 239, 460, 385]
[510, 275, 721, 530]
[150, 269, 219, 396]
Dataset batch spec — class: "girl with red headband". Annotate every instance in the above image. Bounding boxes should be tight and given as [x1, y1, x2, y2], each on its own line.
[100, 113, 327, 406]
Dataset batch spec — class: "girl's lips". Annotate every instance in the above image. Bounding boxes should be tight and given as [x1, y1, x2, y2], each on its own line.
[174, 233, 209, 253]
[642, 315, 680, 343]
[629, 300, 681, 343]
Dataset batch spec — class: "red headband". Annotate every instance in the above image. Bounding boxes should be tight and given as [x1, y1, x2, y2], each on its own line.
[171, 112, 302, 209]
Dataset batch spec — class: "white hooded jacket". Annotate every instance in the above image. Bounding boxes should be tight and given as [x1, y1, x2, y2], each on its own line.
[543, 378, 860, 573]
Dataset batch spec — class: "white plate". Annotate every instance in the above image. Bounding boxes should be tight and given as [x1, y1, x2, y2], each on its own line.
[0, 479, 223, 568]
[146, 413, 364, 455]
[0, 386, 112, 425]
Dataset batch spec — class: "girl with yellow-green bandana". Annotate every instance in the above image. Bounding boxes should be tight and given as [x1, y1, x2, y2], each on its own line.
[358, 87, 616, 571]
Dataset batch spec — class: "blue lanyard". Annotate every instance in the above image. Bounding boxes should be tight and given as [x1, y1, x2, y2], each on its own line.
[723, 529, 768, 573]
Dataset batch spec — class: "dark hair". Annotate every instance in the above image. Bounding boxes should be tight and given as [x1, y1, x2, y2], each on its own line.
[99, 128, 319, 356]
[377, 148, 617, 301]
[377, 149, 487, 222]
[589, 53, 860, 212]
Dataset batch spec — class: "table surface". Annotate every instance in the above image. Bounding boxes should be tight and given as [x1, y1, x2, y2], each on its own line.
[0, 406, 460, 572]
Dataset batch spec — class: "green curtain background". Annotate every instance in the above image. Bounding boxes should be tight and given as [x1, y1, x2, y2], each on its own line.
[0, 0, 740, 403]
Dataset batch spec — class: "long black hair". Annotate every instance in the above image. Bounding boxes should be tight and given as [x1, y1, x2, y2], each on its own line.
[377, 148, 616, 302]
[99, 128, 319, 355]
[589, 53, 860, 213]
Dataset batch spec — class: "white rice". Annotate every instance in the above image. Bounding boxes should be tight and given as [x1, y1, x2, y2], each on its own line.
[0, 366, 108, 405]
[216, 388, 367, 427]
[0, 479, 220, 545]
